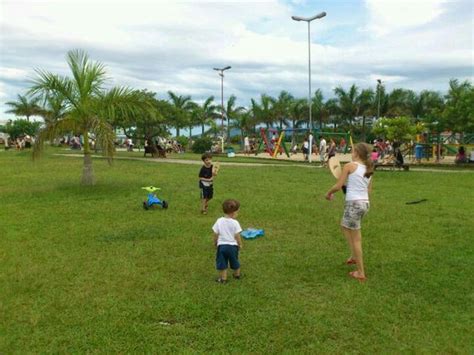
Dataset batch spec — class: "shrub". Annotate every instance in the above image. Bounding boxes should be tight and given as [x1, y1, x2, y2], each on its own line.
[192, 137, 213, 153]
[175, 136, 189, 147]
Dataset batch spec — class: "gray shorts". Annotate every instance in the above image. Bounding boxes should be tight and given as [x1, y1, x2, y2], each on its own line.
[341, 201, 370, 230]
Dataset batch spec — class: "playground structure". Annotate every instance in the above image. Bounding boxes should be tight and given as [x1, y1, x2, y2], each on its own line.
[413, 132, 474, 162]
[255, 128, 352, 158]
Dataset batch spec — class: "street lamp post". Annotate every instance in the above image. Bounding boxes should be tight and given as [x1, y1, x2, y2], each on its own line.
[377, 79, 382, 119]
[213, 66, 231, 147]
[292, 11, 326, 163]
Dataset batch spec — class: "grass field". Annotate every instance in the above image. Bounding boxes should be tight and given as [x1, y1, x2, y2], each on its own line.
[1, 148, 473, 353]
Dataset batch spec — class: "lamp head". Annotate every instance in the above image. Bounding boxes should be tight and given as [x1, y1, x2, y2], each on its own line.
[292, 12, 326, 22]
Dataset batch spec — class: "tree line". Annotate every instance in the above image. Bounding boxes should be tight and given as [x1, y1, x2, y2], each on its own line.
[2, 49, 473, 184]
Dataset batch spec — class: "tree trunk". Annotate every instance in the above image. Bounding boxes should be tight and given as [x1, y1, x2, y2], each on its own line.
[176, 127, 180, 137]
[201, 124, 205, 137]
[189, 125, 192, 140]
[81, 131, 95, 185]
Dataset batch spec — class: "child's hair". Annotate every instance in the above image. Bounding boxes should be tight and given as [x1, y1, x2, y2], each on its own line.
[222, 199, 240, 214]
[201, 152, 212, 161]
[354, 143, 374, 178]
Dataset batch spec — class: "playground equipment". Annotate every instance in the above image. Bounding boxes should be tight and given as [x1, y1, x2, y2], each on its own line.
[255, 128, 352, 158]
[257, 128, 290, 157]
[413, 132, 474, 161]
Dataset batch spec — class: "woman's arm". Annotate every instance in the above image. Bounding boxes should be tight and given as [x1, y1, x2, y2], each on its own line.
[325, 163, 354, 199]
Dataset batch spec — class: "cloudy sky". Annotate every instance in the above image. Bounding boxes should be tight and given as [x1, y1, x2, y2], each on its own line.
[0, 0, 472, 121]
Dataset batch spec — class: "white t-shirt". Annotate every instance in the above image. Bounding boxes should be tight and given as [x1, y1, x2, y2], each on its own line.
[244, 136, 250, 147]
[212, 217, 242, 246]
[319, 139, 327, 152]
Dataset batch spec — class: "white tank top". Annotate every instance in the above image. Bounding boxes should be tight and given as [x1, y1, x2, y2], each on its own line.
[346, 162, 371, 201]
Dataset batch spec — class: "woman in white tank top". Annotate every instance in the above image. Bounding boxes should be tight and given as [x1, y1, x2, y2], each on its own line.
[325, 143, 374, 282]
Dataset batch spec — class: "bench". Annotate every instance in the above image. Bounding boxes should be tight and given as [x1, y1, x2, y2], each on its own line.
[144, 145, 166, 158]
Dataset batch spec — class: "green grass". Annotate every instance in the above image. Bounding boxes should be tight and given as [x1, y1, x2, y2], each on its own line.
[1, 149, 473, 353]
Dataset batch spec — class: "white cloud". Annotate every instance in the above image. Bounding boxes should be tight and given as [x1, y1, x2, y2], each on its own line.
[364, 0, 447, 37]
[0, 0, 472, 121]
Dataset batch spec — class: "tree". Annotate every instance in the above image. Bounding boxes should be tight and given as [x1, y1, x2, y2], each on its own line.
[251, 94, 275, 128]
[192, 96, 218, 137]
[288, 98, 307, 144]
[334, 84, 360, 130]
[372, 116, 420, 142]
[111, 90, 170, 148]
[29, 49, 150, 185]
[324, 98, 341, 129]
[357, 89, 375, 142]
[386, 88, 416, 117]
[311, 89, 326, 130]
[224, 95, 245, 142]
[167, 91, 193, 137]
[273, 91, 293, 129]
[2, 119, 42, 140]
[38, 94, 67, 127]
[442, 79, 474, 133]
[231, 110, 252, 147]
[5, 94, 42, 121]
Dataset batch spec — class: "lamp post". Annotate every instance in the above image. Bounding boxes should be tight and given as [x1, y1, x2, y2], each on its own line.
[377, 79, 382, 119]
[292, 11, 326, 163]
[213, 66, 231, 146]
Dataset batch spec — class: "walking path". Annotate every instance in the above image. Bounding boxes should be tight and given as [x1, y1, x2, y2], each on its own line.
[55, 153, 474, 174]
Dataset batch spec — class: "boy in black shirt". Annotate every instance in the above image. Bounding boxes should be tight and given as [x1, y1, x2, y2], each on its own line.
[199, 153, 217, 214]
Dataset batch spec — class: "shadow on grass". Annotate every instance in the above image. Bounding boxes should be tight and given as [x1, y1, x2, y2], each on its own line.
[98, 228, 160, 243]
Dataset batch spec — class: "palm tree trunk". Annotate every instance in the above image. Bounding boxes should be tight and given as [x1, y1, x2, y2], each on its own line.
[189, 125, 192, 140]
[176, 127, 180, 137]
[361, 116, 366, 142]
[201, 124, 205, 137]
[81, 130, 95, 185]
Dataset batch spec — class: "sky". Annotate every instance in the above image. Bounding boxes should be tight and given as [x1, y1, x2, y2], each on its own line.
[0, 0, 473, 122]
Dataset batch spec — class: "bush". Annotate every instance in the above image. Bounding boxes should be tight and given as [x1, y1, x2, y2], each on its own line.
[191, 137, 213, 154]
[175, 136, 189, 147]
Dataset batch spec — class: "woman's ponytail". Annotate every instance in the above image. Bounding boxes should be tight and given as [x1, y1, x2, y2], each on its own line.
[354, 143, 374, 178]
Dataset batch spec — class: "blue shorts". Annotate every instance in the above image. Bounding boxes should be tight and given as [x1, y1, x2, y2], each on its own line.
[216, 245, 240, 270]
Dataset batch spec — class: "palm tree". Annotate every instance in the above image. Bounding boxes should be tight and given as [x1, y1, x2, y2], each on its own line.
[324, 98, 340, 129]
[251, 94, 275, 128]
[334, 84, 360, 130]
[39, 94, 67, 127]
[273, 91, 293, 129]
[386, 88, 416, 117]
[224, 95, 245, 142]
[311, 89, 326, 130]
[5, 94, 42, 121]
[356, 89, 375, 142]
[231, 110, 253, 147]
[29, 49, 149, 185]
[288, 98, 307, 144]
[194, 96, 218, 137]
[167, 91, 193, 137]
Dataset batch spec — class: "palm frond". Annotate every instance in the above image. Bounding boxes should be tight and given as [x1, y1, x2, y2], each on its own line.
[29, 69, 78, 110]
[33, 117, 79, 160]
[89, 117, 116, 163]
[67, 49, 108, 100]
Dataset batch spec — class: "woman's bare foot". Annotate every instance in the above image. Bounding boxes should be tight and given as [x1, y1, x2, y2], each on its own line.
[349, 270, 366, 282]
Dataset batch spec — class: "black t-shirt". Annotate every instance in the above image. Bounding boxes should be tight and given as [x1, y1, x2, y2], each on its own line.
[199, 165, 213, 187]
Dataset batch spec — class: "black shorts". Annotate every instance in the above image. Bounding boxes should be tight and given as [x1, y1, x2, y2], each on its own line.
[200, 185, 213, 200]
